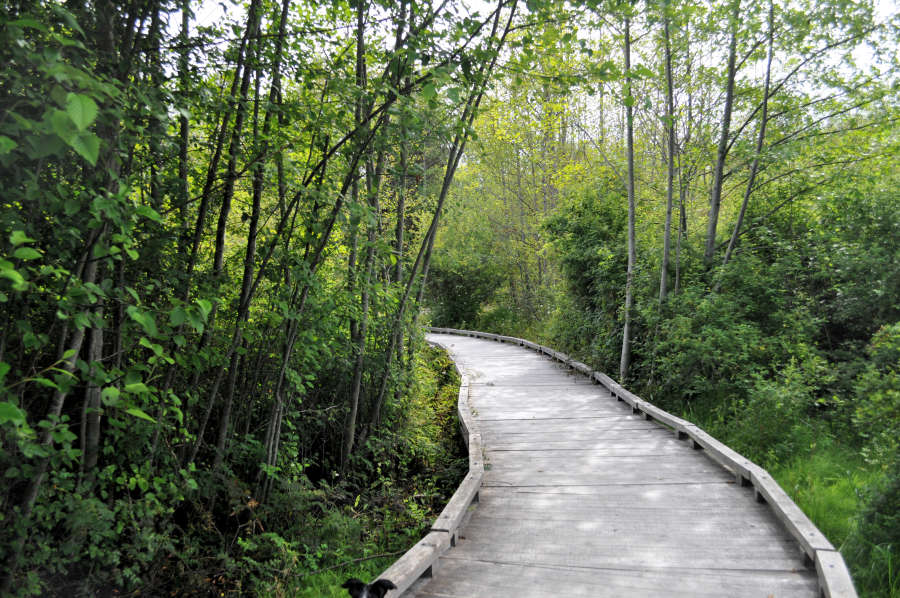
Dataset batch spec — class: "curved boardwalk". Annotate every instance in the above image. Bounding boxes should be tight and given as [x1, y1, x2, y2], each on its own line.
[409, 333, 818, 597]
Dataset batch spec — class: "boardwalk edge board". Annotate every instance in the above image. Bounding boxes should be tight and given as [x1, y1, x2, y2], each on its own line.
[375, 335, 484, 597]
[421, 327, 858, 598]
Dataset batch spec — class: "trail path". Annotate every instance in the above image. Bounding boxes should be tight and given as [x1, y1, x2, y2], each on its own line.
[406, 333, 818, 597]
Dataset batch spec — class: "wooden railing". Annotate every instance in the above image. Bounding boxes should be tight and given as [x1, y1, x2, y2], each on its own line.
[376, 334, 482, 597]
[377, 327, 857, 598]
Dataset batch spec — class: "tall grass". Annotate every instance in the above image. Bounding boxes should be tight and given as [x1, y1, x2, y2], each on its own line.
[771, 447, 875, 547]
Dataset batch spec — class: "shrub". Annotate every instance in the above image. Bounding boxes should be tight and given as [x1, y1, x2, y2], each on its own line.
[853, 323, 900, 470]
[845, 468, 900, 597]
[727, 356, 826, 467]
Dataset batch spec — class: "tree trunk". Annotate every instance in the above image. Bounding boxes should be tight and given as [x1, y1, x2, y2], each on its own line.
[212, 0, 289, 470]
[177, 0, 190, 258]
[659, 5, 675, 304]
[342, 0, 372, 468]
[704, 0, 740, 265]
[720, 0, 774, 272]
[619, 11, 637, 383]
[82, 305, 104, 473]
[187, 0, 263, 465]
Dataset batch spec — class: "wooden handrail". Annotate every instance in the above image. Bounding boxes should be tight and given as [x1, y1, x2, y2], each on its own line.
[376, 336, 483, 597]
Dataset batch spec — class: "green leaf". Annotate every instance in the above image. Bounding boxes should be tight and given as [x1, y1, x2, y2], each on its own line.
[0, 136, 17, 155]
[0, 260, 26, 288]
[126, 306, 158, 337]
[51, 426, 77, 444]
[139, 337, 164, 357]
[196, 299, 212, 320]
[185, 312, 205, 334]
[50, 109, 75, 140]
[0, 362, 10, 384]
[67, 131, 100, 165]
[51, 33, 85, 49]
[125, 407, 156, 423]
[10, 18, 48, 31]
[26, 133, 65, 158]
[73, 311, 90, 329]
[422, 83, 437, 101]
[50, 4, 85, 36]
[632, 65, 655, 79]
[13, 247, 41, 261]
[22, 443, 49, 459]
[64, 197, 80, 215]
[101, 387, 120, 406]
[65, 93, 98, 131]
[135, 205, 162, 223]
[124, 382, 150, 394]
[169, 307, 186, 327]
[0, 402, 27, 426]
[9, 231, 35, 246]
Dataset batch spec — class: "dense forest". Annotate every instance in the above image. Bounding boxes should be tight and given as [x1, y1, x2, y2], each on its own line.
[429, 1, 899, 596]
[0, 0, 896, 596]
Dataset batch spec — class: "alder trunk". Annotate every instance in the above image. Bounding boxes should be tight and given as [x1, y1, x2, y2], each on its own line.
[619, 13, 637, 383]
[704, 0, 740, 265]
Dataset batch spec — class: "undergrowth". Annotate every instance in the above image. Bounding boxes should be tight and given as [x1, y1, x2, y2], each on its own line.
[257, 345, 467, 598]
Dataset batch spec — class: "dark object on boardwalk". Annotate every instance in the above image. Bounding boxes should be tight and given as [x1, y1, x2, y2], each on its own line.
[342, 578, 397, 598]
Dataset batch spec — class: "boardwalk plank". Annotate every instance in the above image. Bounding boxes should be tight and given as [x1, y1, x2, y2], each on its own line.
[406, 559, 818, 598]
[401, 334, 818, 597]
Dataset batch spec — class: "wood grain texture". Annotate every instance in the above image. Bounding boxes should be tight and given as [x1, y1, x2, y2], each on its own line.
[404, 558, 818, 598]
[400, 333, 822, 597]
[431, 471, 482, 543]
[816, 549, 858, 597]
[381, 531, 450, 597]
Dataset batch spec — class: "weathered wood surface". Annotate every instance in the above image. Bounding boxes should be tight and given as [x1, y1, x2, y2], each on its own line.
[403, 333, 820, 597]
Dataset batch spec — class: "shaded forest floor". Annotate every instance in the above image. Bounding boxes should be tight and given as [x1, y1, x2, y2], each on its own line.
[274, 345, 466, 598]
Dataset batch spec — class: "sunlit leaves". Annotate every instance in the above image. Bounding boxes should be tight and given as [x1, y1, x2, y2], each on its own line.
[126, 306, 158, 338]
[125, 407, 155, 423]
[13, 247, 42, 261]
[65, 93, 98, 131]
[0, 136, 16, 155]
[47, 106, 101, 165]
[0, 401, 27, 426]
[100, 387, 120, 406]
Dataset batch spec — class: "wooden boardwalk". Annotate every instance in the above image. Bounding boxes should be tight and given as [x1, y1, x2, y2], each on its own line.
[405, 333, 819, 597]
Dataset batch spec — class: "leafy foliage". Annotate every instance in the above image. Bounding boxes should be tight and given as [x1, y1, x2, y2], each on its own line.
[427, 2, 899, 595]
[0, 0, 514, 594]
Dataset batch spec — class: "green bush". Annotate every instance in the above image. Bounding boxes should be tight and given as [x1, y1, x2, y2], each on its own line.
[853, 323, 900, 470]
[727, 357, 826, 468]
[427, 260, 500, 328]
[845, 468, 900, 597]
